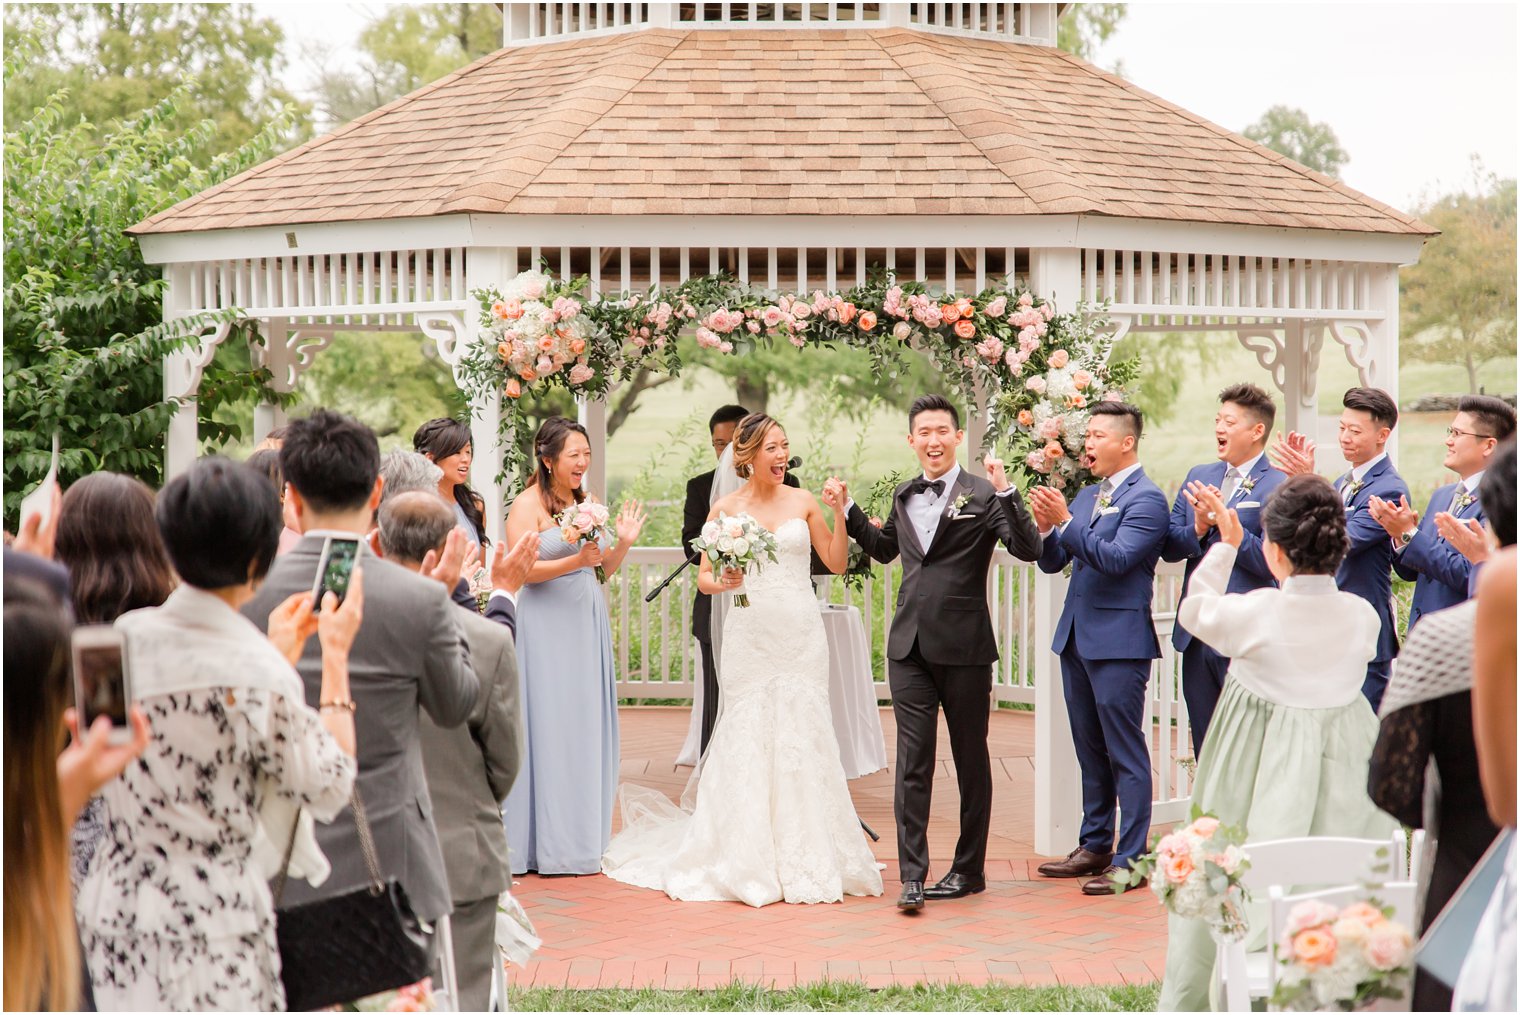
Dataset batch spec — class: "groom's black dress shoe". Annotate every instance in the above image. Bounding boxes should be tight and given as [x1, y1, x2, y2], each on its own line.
[1035, 847, 1113, 878]
[897, 880, 926, 911]
[923, 872, 986, 900]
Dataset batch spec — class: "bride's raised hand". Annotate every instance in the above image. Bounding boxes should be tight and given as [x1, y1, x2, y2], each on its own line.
[616, 499, 647, 544]
[820, 478, 844, 513]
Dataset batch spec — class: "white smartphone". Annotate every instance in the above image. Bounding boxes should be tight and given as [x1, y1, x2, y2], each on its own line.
[311, 536, 361, 612]
[71, 625, 133, 746]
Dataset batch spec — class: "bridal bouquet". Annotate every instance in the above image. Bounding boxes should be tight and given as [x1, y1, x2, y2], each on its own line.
[1118, 810, 1250, 942]
[1269, 897, 1413, 1012]
[692, 512, 779, 608]
[556, 502, 610, 582]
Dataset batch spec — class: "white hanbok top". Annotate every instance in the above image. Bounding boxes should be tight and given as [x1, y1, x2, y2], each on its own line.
[1178, 542, 1380, 709]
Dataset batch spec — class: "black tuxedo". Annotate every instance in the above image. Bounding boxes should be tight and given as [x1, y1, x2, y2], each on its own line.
[847, 469, 1041, 882]
[682, 466, 817, 754]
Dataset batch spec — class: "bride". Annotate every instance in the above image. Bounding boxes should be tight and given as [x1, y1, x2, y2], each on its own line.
[602, 412, 884, 906]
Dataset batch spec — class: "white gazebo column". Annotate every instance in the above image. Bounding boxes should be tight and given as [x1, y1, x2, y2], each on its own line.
[1365, 264, 1402, 460]
[1027, 246, 1083, 855]
[1279, 319, 1317, 438]
[463, 248, 512, 540]
[579, 396, 608, 499]
[253, 318, 290, 444]
[163, 265, 201, 479]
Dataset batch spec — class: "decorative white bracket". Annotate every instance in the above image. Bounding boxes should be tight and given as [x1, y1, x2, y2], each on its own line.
[1234, 327, 1289, 391]
[252, 327, 337, 393]
[416, 310, 471, 384]
[1328, 320, 1378, 386]
[163, 319, 236, 402]
[1299, 323, 1326, 414]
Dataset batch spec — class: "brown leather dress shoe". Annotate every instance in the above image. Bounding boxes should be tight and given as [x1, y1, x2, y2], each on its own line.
[1081, 866, 1147, 896]
[1036, 847, 1114, 879]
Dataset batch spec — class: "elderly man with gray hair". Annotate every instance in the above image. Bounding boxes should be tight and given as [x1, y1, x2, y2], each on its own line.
[377, 490, 532, 1010]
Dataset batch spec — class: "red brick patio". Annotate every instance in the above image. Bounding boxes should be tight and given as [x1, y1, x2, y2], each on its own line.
[509, 706, 1168, 989]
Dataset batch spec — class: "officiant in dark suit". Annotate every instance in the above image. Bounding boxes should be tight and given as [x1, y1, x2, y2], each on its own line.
[683, 404, 824, 755]
[834, 395, 1042, 911]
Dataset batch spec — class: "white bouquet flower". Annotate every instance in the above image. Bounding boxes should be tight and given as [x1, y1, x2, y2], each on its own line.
[1270, 897, 1413, 1011]
[692, 512, 779, 608]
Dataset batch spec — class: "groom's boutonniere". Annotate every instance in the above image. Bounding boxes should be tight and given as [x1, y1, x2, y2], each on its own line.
[947, 491, 973, 519]
[1453, 488, 1476, 512]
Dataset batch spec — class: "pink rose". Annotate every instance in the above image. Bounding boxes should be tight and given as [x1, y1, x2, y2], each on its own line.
[1161, 851, 1195, 886]
[538, 335, 556, 352]
[762, 306, 785, 328]
[1042, 302, 1055, 320]
[1189, 816, 1220, 838]
[491, 299, 510, 320]
[502, 298, 524, 320]
[1017, 292, 1034, 308]
[1049, 349, 1071, 369]
[540, 309, 559, 326]
[552, 296, 580, 319]
[718, 341, 734, 354]
[1285, 900, 1341, 937]
[521, 279, 546, 300]
[747, 321, 761, 334]
[1362, 923, 1412, 972]
[1072, 369, 1093, 390]
[791, 302, 811, 319]
[536, 355, 554, 374]
[1038, 418, 1063, 441]
[892, 321, 912, 340]
[1025, 376, 1047, 394]
[569, 363, 594, 385]
[985, 295, 1007, 318]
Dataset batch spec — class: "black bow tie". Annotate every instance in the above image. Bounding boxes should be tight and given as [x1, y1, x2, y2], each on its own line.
[909, 477, 946, 498]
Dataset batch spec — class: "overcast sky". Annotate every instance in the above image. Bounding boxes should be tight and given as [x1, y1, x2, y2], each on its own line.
[259, 1, 1517, 213]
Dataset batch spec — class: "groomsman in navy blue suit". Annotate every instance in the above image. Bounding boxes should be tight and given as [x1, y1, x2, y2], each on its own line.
[1162, 383, 1286, 756]
[1029, 401, 1169, 897]
[1371, 396, 1515, 633]
[1271, 387, 1408, 711]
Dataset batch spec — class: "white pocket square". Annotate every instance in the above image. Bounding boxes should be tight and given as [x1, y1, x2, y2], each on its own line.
[1099, 506, 1121, 516]
[1236, 501, 1261, 509]
[949, 512, 980, 521]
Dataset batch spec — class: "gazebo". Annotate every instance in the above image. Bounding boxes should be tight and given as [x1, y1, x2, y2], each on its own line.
[129, 1, 1435, 852]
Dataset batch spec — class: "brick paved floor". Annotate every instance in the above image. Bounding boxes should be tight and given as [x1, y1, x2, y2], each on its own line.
[510, 707, 1167, 989]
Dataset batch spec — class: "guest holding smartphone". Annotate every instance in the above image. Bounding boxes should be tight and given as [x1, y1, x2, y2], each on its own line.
[78, 457, 362, 1011]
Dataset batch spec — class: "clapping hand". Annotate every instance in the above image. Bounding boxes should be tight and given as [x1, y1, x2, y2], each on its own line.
[1183, 480, 1223, 538]
[1268, 430, 1317, 476]
[267, 591, 320, 666]
[1435, 512, 1490, 564]
[615, 499, 647, 544]
[420, 527, 471, 589]
[491, 529, 540, 595]
[983, 454, 1011, 493]
[1195, 487, 1242, 547]
[1028, 486, 1071, 531]
[58, 705, 151, 822]
[1368, 494, 1418, 540]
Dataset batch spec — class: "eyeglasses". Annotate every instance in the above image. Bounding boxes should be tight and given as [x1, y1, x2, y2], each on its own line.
[1447, 427, 1496, 441]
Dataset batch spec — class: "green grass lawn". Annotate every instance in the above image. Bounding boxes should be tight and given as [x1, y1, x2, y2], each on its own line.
[510, 980, 1161, 1011]
[605, 346, 1515, 513]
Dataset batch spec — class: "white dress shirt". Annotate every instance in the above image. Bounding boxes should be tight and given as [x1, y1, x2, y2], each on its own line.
[1223, 452, 1265, 502]
[907, 463, 960, 551]
[1342, 452, 1388, 503]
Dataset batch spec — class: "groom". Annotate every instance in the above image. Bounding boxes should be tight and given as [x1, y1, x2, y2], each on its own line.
[830, 394, 1042, 911]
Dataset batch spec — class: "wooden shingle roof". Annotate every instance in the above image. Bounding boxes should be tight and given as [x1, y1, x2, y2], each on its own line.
[130, 28, 1433, 235]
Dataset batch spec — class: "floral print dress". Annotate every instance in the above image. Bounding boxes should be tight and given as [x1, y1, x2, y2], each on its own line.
[77, 685, 355, 1011]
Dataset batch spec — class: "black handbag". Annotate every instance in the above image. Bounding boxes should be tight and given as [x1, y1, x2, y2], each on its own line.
[273, 788, 435, 1011]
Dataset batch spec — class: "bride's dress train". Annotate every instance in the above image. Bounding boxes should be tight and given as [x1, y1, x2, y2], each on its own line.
[602, 518, 883, 906]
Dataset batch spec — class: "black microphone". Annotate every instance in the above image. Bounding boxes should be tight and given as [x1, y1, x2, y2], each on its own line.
[785, 456, 802, 470]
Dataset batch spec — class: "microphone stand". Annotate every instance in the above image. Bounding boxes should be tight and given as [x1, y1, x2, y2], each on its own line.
[646, 551, 700, 602]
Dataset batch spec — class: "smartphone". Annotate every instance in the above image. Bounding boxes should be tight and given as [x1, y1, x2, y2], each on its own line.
[71, 626, 133, 745]
[311, 536, 360, 611]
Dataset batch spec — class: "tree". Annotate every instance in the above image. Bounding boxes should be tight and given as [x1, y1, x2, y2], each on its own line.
[293, 332, 469, 442]
[2, 4, 309, 153]
[2, 77, 293, 525]
[1403, 168, 1518, 392]
[1057, 3, 1127, 62]
[311, 3, 501, 128]
[1242, 105, 1349, 178]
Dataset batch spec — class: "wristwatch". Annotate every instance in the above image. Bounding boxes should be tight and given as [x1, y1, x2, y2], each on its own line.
[1399, 528, 1416, 546]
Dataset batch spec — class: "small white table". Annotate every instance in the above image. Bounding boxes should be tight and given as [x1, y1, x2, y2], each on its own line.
[818, 603, 888, 779]
[676, 603, 888, 779]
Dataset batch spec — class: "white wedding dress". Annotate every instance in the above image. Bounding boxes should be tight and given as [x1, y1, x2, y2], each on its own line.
[602, 517, 884, 906]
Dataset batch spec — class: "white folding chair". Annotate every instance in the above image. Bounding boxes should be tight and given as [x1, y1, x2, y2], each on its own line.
[1217, 829, 1415, 1011]
[431, 914, 462, 1013]
[1265, 881, 1418, 1007]
[489, 947, 509, 1012]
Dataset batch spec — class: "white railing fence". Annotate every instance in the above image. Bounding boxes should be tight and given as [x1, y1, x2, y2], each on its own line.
[609, 546, 1195, 814]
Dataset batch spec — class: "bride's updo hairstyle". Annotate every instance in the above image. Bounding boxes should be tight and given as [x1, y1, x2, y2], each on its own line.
[527, 415, 589, 512]
[729, 413, 781, 480]
[1261, 474, 1350, 575]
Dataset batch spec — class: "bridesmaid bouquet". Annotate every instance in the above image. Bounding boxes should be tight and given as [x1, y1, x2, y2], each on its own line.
[1119, 809, 1251, 942]
[1269, 897, 1413, 1012]
[556, 502, 611, 582]
[693, 512, 779, 608]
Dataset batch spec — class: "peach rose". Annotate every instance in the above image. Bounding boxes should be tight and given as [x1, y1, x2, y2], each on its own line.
[857, 311, 877, 331]
[538, 335, 557, 352]
[1339, 902, 1387, 928]
[505, 379, 522, 398]
[1049, 348, 1071, 369]
[955, 298, 974, 317]
[1044, 442, 1064, 460]
[1072, 369, 1093, 390]
[954, 319, 976, 340]
[491, 299, 510, 320]
[497, 341, 511, 359]
[892, 321, 912, 340]
[519, 367, 537, 382]
[570, 338, 586, 355]
[1189, 816, 1220, 838]
[839, 302, 857, 324]
[1066, 393, 1087, 409]
[1016, 409, 1034, 427]
[502, 298, 524, 319]
[940, 302, 962, 323]
[1291, 928, 1338, 969]
[1161, 851, 1195, 886]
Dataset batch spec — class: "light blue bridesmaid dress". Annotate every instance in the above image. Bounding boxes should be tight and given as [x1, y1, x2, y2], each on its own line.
[504, 526, 619, 874]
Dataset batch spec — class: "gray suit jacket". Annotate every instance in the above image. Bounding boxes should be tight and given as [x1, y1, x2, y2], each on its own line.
[242, 536, 478, 922]
[419, 607, 521, 904]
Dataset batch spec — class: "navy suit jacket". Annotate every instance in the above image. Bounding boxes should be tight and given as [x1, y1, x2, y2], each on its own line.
[1038, 467, 1169, 661]
[1393, 480, 1485, 631]
[1335, 457, 1410, 663]
[1161, 457, 1285, 652]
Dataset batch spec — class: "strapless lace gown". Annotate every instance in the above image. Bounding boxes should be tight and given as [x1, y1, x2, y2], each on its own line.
[602, 518, 883, 906]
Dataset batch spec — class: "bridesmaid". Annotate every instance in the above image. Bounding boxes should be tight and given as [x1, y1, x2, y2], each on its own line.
[414, 417, 488, 547]
[503, 416, 646, 874]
